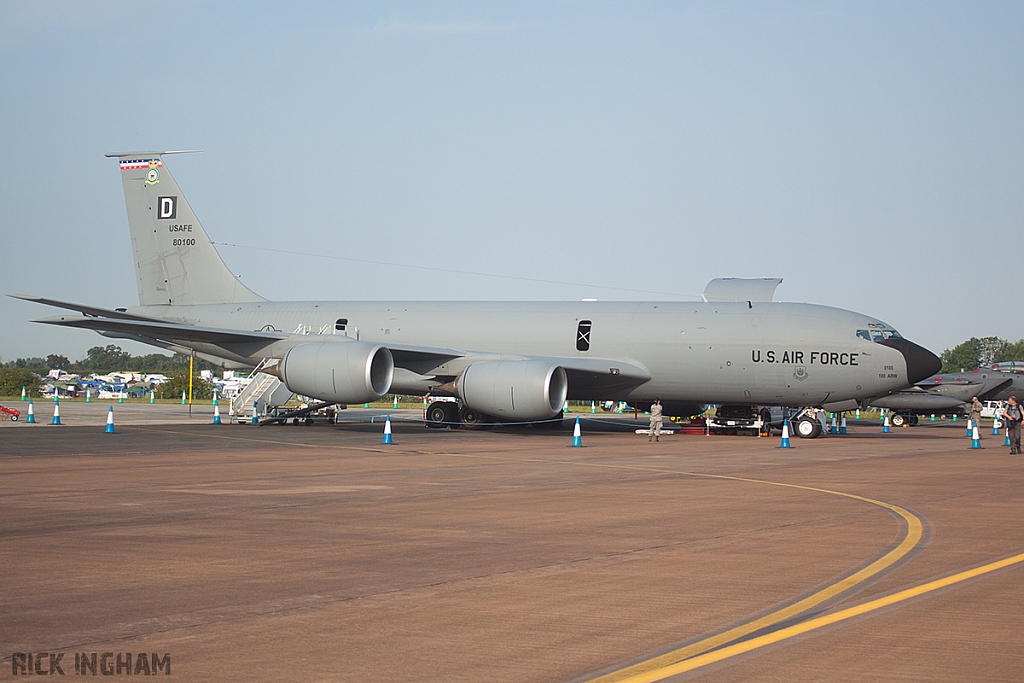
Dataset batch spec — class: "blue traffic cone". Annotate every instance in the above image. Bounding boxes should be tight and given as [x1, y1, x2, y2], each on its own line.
[251, 403, 259, 426]
[840, 414, 847, 435]
[86, 388, 92, 403]
[51, 401, 61, 425]
[212, 391, 218, 406]
[971, 423, 982, 449]
[1006, 431, 1012, 447]
[26, 398, 35, 423]
[382, 415, 393, 444]
[118, 393, 124, 403]
[591, 401, 596, 414]
[966, 419, 973, 437]
[930, 413, 935, 421]
[856, 408, 860, 419]
[105, 406, 115, 433]
[780, 420, 791, 448]
[952, 414, 958, 422]
[883, 413, 891, 433]
[993, 420, 1000, 436]
[571, 417, 582, 447]
[213, 402, 222, 425]
[829, 415, 836, 434]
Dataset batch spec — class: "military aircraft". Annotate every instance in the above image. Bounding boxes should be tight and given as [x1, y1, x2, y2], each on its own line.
[870, 364, 1024, 425]
[14, 151, 940, 437]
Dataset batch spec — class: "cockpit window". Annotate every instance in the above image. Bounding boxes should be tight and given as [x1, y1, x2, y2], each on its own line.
[858, 328, 903, 342]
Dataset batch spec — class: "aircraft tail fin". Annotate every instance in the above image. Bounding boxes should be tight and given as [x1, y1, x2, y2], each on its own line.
[105, 151, 265, 307]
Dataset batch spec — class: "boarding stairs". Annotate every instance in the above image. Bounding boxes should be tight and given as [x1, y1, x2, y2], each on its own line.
[230, 358, 294, 423]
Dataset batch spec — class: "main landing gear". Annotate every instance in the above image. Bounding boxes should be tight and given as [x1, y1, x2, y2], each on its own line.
[426, 400, 489, 429]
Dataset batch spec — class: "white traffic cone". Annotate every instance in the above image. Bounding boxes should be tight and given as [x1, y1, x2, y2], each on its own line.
[51, 401, 61, 425]
[840, 414, 847, 434]
[105, 406, 115, 433]
[213, 402, 222, 425]
[382, 415, 393, 444]
[971, 423, 982, 449]
[883, 413, 891, 433]
[780, 420, 791, 448]
[571, 417, 582, 447]
[26, 399, 35, 423]
[830, 414, 837, 434]
[966, 419, 973, 437]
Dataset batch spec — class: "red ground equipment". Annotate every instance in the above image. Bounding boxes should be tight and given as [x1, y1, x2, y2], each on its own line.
[0, 405, 21, 421]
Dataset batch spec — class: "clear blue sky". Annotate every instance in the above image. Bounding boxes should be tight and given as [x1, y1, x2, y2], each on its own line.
[2, 1, 1022, 362]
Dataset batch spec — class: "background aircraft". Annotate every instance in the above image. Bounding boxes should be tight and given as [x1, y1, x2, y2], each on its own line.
[867, 365, 1024, 424]
[16, 152, 940, 436]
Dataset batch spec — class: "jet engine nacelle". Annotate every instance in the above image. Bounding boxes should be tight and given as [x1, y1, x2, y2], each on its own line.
[456, 361, 568, 421]
[279, 341, 394, 404]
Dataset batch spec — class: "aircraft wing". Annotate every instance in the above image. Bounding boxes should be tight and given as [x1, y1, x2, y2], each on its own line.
[11, 295, 167, 322]
[26, 302, 649, 396]
[32, 315, 289, 346]
[528, 356, 651, 398]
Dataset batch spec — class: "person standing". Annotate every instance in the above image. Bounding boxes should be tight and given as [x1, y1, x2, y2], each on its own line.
[969, 396, 983, 432]
[1004, 396, 1022, 455]
[649, 399, 664, 442]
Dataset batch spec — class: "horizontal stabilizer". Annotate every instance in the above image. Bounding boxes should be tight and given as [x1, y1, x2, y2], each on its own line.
[702, 278, 783, 303]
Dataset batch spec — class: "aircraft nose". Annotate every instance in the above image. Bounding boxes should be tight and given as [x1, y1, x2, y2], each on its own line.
[878, 338, 942, 384]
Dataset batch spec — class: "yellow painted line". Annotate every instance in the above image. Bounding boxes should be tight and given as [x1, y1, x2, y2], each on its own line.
[599, 551, 1024, 682]
[586, 476, 923, 683]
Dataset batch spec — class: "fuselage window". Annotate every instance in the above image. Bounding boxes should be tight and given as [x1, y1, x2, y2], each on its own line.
[336, 318, 348, 331]
[856, 330, 871, 341]
[576, 320, 592, 352]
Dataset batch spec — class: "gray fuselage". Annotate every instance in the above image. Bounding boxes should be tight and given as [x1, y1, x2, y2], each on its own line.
[129, 298, 915, 406]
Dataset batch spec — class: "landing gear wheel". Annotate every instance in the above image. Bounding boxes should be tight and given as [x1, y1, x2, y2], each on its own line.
[459, 406, 488, 430]
[796, 417, 822, 438]
[891, 414, 906, 427]
[426, 401, 458, 428]
[909, 414, 919, 425]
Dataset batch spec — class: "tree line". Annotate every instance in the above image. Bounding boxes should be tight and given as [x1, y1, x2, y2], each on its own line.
[0, 345, 221, 398]
[939, 337, 1024, 373]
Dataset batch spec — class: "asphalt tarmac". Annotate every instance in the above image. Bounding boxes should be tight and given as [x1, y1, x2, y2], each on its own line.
[1, 407, 1022, 682]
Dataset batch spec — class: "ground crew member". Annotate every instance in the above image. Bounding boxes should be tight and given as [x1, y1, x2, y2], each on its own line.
[969, 396, 983, 433]
[649, 399, 663, 442]
[1004, 396, 1022, 455]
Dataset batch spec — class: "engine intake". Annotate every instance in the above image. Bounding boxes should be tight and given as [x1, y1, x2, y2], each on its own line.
[456, 361, 567, 421]
[279, 342, 393, 404]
